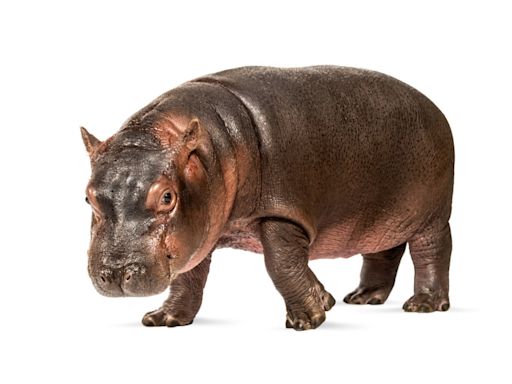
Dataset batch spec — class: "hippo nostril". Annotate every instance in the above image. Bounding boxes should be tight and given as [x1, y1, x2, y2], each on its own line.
[166, 254, 172, 259]
[124, 270, 133, 282]
[120, 264, 147, 294]
[94, 267, 125, 296]
[99, 268, 113, 285]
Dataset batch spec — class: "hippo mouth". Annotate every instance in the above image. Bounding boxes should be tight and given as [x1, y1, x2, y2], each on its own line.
[89, 260, 170, 297]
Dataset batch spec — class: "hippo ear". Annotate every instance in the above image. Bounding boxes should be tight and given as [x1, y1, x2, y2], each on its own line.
[181, 119, 213, 168]
[182, 119, 201, 150]
[80, 127, 101, 156]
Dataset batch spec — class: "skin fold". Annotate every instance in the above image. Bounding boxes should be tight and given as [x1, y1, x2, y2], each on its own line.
[82, 66, 454, 330]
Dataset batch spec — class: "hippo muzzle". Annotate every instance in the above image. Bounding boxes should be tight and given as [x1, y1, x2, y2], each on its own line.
[87, 218, 172, 297]
[89, 257, 168, 297]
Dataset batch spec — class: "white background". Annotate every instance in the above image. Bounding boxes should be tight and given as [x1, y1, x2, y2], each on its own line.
[1, 1, 511, 383]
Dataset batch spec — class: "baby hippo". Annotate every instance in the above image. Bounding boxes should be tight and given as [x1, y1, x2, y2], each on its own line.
[82, 66, 454, 330]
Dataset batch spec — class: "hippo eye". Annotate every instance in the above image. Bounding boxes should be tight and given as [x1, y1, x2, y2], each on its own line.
[156, 189, 176, 212]
[162, 192, 173, 205]
[146, 180, 177, 213]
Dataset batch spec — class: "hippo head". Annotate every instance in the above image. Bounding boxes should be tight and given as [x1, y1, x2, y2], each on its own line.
[81, 115, 232, 297]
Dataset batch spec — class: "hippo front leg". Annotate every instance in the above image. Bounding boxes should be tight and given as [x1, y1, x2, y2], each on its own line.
[260, 219, 335, 331]
[142, 254, 211, 327]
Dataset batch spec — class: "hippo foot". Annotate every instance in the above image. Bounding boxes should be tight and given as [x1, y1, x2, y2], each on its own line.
[285, 307, 326, 331]
[343, 286, 391, 305]
[142, 308, 194, 327]
[402, 293, 450, 312]
[285, 289, 334, 331]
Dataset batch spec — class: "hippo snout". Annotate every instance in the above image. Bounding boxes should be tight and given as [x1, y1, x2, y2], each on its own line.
[92, 263, 165, 297]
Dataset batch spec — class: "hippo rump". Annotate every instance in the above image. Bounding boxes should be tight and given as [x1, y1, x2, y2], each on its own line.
[81, 66, 454, 330]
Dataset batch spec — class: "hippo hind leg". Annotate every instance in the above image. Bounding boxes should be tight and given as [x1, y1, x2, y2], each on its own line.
[403, 223, 451, 312]
[344, 243, 406, 305]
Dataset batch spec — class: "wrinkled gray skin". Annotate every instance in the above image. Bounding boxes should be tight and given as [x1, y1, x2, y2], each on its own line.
[82, 66, 454, 330]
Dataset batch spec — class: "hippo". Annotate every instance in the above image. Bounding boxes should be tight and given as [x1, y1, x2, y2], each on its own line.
[81, 66, 454, 330]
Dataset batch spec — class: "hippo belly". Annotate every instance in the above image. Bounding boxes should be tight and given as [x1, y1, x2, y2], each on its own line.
[220, 207, 419, 260]
[308, 214, 418, 259]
